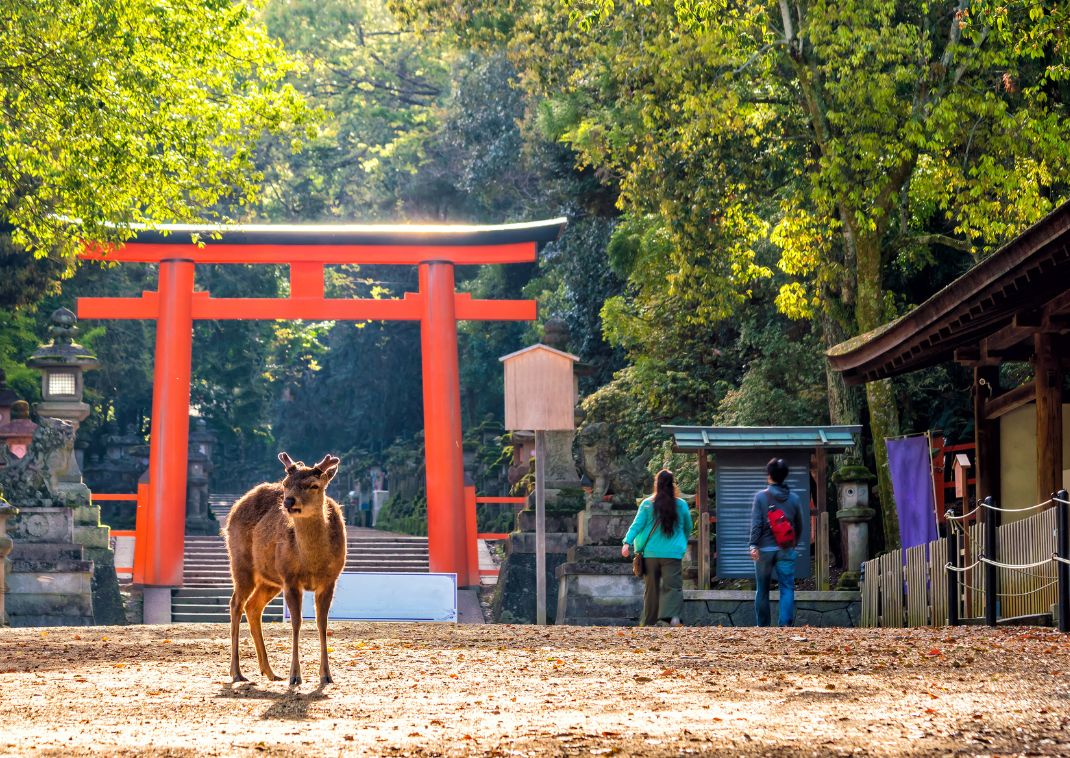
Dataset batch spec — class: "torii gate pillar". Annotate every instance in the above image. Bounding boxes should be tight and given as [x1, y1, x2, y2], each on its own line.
[419, 262, 467, 578]
[140, 260, 195, 587]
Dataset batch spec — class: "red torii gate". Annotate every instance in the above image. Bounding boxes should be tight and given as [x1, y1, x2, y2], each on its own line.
[77, 219, 565, 589]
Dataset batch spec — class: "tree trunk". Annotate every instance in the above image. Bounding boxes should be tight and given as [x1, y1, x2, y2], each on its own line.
[853, 230, 901, 548]
[819, 310, 862, 426]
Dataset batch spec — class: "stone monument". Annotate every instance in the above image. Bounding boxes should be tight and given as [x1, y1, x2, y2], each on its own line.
[0, 418, 97, 626]
[554, 423, 651, 625]
[9, 312, 127, 624]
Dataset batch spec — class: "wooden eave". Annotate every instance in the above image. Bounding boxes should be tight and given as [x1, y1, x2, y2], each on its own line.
[827, 200, 1070, 385]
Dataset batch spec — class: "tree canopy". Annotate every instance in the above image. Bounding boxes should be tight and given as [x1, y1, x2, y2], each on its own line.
[1, 0, 311, 265]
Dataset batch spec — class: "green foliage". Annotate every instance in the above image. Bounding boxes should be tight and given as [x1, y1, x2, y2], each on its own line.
[1, 0, 312, 262]
[374, 492, 428, 536]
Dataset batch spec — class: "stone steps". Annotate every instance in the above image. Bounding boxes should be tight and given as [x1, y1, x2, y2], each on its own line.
[174, 495, 430, 622]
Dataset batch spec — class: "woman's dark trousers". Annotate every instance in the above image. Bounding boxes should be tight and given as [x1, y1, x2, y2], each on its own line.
[640, 557, 683, 626]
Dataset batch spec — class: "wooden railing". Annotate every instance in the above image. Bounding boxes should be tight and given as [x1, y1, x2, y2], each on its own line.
[862, 504, 1062, 628]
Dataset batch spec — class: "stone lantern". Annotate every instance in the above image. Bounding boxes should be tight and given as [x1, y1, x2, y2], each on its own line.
[0, 369, 18, 427]
[0, 400, 38, 460]
[27, 308, 99, 464]
[833, 463, 876, 590]
[185, 418, 217, 534]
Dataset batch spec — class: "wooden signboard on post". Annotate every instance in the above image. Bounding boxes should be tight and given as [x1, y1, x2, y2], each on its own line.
[500, 344, 578, 624]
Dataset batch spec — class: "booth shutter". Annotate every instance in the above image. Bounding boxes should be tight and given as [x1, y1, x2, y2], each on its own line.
[714, 449, 811, 579]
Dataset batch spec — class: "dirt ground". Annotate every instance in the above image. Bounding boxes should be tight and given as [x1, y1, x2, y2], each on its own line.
[2, 622, 1069, 756]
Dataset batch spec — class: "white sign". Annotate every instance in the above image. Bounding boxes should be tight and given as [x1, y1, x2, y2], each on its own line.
[283, 572, 457, 622]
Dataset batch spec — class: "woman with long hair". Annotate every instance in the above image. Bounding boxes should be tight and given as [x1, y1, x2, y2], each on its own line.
[622, 469, 694, 626]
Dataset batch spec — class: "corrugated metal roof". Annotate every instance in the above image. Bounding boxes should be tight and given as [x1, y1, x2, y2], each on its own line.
[663, 425, 861, 451]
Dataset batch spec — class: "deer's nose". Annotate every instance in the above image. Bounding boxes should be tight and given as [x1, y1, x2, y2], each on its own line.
[284, 497, 296, 508]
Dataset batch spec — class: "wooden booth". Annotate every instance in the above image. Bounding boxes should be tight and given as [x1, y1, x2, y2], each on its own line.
[663, 425, 861, 589]
[827, 200, 1070, 518]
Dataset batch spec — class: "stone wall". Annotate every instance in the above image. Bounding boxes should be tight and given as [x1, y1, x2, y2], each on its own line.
[680, 590, 861, 627]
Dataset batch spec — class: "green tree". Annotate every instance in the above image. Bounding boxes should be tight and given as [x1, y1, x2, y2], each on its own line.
[408, 0, 1070, 546]
[1, 0, 310, 263]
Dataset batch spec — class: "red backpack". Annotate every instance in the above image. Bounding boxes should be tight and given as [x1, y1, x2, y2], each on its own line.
[764, 490, 796, 549]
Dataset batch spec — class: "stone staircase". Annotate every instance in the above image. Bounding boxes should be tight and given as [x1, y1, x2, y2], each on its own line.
[172, 493, 430, 623]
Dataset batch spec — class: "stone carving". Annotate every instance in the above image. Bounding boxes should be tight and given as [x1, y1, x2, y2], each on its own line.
[576, 422, 650, 507]
[0, 417, 77, 505]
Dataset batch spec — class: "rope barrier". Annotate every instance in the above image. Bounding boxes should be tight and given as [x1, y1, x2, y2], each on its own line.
[945, 559, 983, 573]
[1053, 553, 1070, 566]
[978, 555, 1055, 571]
[945, 497, 1058, 521]
[997, 580, 1059, 598]
[982, 499, 1053, 514]
[944, 504, 982, 521]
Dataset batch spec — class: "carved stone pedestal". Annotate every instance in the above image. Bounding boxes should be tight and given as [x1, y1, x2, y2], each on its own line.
[6, 505, 95, 626]
[555, 500, 643, 626]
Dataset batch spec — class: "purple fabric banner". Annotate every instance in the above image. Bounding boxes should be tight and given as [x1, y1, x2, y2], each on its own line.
[886, 435, 938, 550]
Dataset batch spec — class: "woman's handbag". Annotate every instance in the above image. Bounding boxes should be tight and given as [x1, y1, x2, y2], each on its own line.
[632, 519, 659, 577]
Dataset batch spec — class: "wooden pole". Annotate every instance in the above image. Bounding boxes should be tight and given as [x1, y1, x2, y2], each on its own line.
[1056, 489, 1069, 634]
[974, 366, 1001, 504]
[535, 429, 547, 625]
[1034, 333, 1063, 505]
[982, 497, 998, 627]
[947, 525, 960, 627]
[697, 450, 711, 590]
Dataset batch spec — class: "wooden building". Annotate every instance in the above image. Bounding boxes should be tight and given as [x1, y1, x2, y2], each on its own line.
[828, 201, 1070, 517]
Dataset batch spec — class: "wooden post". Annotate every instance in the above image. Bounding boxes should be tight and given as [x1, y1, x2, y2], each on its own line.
[982, 496, 998, 627]
[1056, 489, 1069, 634]
[697, 450, 711, 590]
[974, 366, 1001, 504]
[815, 512, 830, 591]
[814, 447, 828, 586]
[947, 525, 960, 627]
[534, 430, 547, 625]
[1034, 333, 1063, 504]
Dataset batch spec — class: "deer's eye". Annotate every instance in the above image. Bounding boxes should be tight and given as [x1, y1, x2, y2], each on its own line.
[308, 484, 320, 491]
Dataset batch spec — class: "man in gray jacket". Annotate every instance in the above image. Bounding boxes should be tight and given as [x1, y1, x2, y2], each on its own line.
[748, 458, 805, 626]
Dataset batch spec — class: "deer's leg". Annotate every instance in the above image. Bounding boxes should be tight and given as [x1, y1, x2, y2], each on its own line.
[283, 584, 303, 686]
[246, 583, 282, 681]
[229, 578, 254, 683]
[314, 582, 336, 685]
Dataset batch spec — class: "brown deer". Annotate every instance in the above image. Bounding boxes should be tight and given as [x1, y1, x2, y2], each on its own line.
[224, 452, 346, 686]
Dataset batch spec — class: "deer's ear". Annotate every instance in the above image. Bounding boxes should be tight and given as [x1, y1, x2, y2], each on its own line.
[278, 452, 298, 474]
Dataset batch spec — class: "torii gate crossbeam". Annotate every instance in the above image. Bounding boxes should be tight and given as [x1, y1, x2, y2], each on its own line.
[77, 220, 566, 590]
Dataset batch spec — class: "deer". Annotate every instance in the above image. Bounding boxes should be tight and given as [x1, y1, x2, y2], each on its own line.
[224, 452, 347, 686]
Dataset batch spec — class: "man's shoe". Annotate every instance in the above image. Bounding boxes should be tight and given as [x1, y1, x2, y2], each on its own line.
[655, 620, 670, 627]
[668, 617, 683, 627]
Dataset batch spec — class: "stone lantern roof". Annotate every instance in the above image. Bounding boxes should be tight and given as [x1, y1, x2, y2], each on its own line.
[26, 308, 99, 372]
[0, 400, 39, 456]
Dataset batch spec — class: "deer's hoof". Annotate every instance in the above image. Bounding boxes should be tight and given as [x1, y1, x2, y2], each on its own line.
[289, 674, 302, 686]
[232, 672, 248, 683]
[320, 673, 334, 685]
[266, 673, 283, 682]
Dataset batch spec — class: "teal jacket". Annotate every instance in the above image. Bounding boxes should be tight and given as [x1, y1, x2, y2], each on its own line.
[623, 497, 693, 560]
